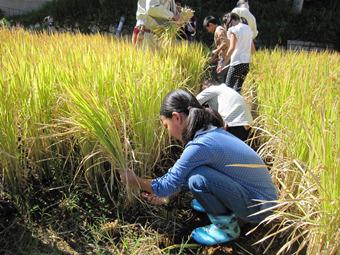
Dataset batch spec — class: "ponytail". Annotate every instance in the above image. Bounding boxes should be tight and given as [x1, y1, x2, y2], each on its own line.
[160, 89, 224, 144]
[182, 107, 223, 144]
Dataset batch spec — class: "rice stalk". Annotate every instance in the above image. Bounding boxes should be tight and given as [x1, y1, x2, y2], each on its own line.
[244, 49, 339, 254]
[154, 7, 194, 47]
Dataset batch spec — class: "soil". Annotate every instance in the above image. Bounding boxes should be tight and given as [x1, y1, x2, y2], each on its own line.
[1, 185, 304, 255]
[100, 184, 297, 255]
[0, 139, 302, 255]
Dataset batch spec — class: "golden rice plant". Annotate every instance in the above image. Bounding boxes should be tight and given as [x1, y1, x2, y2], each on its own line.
[0, 29, 66, 194]
[244, 49, 339, 254]
[0, 28, 207, 201]
[154, 6, 194, 47]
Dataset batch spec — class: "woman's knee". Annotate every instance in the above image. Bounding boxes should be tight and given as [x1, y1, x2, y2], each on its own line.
[188, 174, 208, 193]
[187, 166, 211, 193]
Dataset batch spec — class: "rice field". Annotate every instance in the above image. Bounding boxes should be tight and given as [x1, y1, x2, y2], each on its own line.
[0, 28, 339, 254]
[0, 28, 206, 194]
[245, 50, 339, 254]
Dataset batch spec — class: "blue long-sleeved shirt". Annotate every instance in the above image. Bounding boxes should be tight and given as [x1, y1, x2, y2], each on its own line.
[151, 127, 277, 202]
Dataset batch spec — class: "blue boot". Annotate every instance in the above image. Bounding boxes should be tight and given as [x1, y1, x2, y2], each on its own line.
[191, 199, 206, 213]
[191, 214, 240, 246]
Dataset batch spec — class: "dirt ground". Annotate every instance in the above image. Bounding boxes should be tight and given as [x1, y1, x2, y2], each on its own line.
[1, 190, 303, 255]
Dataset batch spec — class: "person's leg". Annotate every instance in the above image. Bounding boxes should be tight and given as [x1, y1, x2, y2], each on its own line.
[225, 66, 238, 89]
[232, 63, 249, 93]
[188, 166, 250, 245]
[217, 66, 229, 84]
[216, 57, 228, 83]
[132, 26, 139, 45]
[188, 166, 256, 220]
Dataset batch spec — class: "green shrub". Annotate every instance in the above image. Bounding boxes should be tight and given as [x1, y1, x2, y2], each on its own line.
[11, 0, 339, 49]
[0, 18, 10, 27]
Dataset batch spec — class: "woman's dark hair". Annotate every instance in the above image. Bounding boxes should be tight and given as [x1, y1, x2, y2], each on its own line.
[203, 16, 218, 28]
[160, 89, 224, 144]
[222, 12, 240, 29]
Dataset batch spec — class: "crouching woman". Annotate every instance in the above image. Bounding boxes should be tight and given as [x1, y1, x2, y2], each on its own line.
[120, 89, 277, 246]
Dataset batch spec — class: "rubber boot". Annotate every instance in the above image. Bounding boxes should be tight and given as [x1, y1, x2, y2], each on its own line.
[191, 213, 240, 246]
[191, 199, 206, 213]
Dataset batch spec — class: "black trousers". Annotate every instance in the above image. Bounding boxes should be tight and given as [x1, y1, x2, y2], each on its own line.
[226, 126, 250, 142]
[225, 63, 250, 93]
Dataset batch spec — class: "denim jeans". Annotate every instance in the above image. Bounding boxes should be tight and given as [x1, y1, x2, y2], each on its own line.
[187, 166, 273, 222]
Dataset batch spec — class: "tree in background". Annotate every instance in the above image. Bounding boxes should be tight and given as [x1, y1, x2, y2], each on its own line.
[9, 0, 340, 49]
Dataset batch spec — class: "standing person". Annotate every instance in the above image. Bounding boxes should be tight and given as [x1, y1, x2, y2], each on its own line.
[132, 0, 178, 49]
[232, 0, 258, 39]
[120, 89, 277, 246]
[197, 81, 253, 142]
[203, 16, 229, 83]
[218, 12, 254, 93]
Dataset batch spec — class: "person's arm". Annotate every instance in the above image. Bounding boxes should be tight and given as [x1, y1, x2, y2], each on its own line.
[120, 142, 210, 198]
[216, 31, 236, 73]
[146, 0, 176, 20]
[212, 29, 229, 55]
[251, 40, 256, 54]
[251, 23, 258, 39]
[224, 32, 237, 63]
[119, 169, 153, 193]
[224, 32, 237, 64]
[119, 170, 174, 205]
[151, 143, 210, 197]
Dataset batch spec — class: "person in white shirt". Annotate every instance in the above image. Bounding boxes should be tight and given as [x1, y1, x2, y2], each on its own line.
[218, 12, 255, 93]
[232, 0, 258, 39]
[197, 81, 253, 142]
[132, 0, 178, 48]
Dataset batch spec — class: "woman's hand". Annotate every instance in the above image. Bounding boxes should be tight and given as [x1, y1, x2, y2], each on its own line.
[120, 170, 154, 193]
[216, 58, 227, 74]
[141, 192, 169, 205]
[216, 64, 224, 74]
[119, 169, 140, 188]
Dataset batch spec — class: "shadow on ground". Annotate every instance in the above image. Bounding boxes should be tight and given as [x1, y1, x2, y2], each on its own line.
[1, 200, 67, 255]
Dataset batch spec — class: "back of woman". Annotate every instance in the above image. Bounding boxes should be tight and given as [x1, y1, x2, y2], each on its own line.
[228, 22, 253, 66]
[187, 127, 277, 202]
[221, 12, 254, 93]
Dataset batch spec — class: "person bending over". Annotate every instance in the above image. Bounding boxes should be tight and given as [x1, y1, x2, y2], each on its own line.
[120, 89, 277, 246]
[197, 81, 253, 142]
